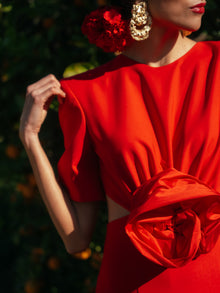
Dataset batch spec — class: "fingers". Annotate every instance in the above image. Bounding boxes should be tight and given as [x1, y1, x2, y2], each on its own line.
[20, 74, 66, 141]
[27, 74, 60, 95]
[26, 74, 66, 107]
[27, 84, 66, 102]
[41, 87, 66, 110]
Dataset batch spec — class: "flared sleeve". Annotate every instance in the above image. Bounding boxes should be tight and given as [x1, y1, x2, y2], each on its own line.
[57, 79, 105, 202]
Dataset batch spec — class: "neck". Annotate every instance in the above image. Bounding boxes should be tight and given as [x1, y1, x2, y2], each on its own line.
[123, 26, 196, 67]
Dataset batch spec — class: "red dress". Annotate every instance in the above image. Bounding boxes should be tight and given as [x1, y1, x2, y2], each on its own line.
[58, 41, 220, 292]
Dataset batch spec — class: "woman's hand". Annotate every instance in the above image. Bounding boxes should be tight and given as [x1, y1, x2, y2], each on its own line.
[19, 74, 66, 146]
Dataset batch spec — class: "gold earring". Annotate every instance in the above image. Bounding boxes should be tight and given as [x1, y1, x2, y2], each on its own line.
[130, 1, 152, 41]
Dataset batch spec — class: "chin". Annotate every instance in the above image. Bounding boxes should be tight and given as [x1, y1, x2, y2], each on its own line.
[178, 21, 202, 34]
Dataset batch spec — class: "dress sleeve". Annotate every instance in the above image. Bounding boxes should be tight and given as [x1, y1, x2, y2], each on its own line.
[57, 79, 105, 202]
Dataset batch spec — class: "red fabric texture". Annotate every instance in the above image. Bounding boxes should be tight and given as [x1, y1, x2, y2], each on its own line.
[58, 86, 105, 201]
[125, 168, 220, 268]
[57, 41, 220, 291]
[97, 215, 220, 293]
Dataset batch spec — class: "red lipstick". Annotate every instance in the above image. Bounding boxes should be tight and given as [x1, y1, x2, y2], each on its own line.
[190, 2, 206, 14]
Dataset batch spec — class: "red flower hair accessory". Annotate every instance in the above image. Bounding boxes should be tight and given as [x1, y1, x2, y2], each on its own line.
[81, 6, 134, 53]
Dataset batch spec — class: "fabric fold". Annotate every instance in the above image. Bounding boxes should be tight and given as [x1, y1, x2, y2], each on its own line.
[125, 168, 220, 268]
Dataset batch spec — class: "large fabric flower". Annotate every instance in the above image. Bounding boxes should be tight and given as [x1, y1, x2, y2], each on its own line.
[81, 6, 134, 53]
[125, 168, 220, 268]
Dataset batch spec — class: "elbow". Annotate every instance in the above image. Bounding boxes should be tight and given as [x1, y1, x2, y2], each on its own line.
[64, 237, 90, 255]
[66, 245, 89, 255]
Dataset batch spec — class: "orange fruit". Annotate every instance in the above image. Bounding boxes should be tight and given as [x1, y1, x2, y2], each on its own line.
[5, 144, 20, 159]
[27, 173, 37, 187]
[1, 74, 9, 82]
[24, 280, 43, 293]
[31, 248, 45, 263]
[47, 256, 61, 270]
[72, 247, 92, 260]
[16, 183, 34, 199]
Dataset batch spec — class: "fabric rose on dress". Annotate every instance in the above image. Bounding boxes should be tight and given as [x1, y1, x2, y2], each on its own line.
[81, 6, 134, 53]
[125, 168, 220, 268]
[194, 197, 220, 253]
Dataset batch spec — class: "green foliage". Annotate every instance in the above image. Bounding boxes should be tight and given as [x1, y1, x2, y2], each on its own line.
[0, 0, 219, 292]
[0, 1, 109, 292]
[201, 0, 220, 39]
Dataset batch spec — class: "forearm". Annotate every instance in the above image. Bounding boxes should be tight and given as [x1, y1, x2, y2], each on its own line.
[22, 133, 87, 253]
[19, 75, 99, 253]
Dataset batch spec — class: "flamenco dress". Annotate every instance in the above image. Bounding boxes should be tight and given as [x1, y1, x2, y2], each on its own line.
[58, 41, 220, 292]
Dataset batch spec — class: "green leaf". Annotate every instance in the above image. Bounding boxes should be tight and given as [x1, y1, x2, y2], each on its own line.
[63, 62, 95, 78]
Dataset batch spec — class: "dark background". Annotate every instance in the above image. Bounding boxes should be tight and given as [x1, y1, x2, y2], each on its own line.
[0, 0, 219, 292]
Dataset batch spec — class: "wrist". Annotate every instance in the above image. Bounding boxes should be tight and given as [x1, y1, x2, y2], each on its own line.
[20, 129, 40, 150]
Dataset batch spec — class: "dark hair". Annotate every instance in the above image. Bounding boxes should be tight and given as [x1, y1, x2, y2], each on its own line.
[108, 0, 134, 19]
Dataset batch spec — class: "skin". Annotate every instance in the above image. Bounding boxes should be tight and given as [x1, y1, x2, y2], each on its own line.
[20, 75, 100, 253]
[124, 0, 206, 67]
[19, 0, 206, 253]
[149, 0, 205, 32]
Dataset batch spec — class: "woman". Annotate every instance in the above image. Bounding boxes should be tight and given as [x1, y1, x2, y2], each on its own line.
[19, 0, 220, 292]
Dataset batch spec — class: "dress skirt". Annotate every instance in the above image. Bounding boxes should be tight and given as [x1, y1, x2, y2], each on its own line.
[96, 215, 220, 293]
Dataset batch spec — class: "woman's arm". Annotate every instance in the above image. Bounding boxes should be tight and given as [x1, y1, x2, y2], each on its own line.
[19, 74, 99, 254]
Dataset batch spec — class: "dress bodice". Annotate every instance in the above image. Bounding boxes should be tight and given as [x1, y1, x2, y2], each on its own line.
[58, 41, 220, 210]
[58, 40, 220, 268]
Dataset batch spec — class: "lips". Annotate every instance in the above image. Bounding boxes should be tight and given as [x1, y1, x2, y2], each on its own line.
[190, 3, 206, 8]
[190, 2, 206, 14]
